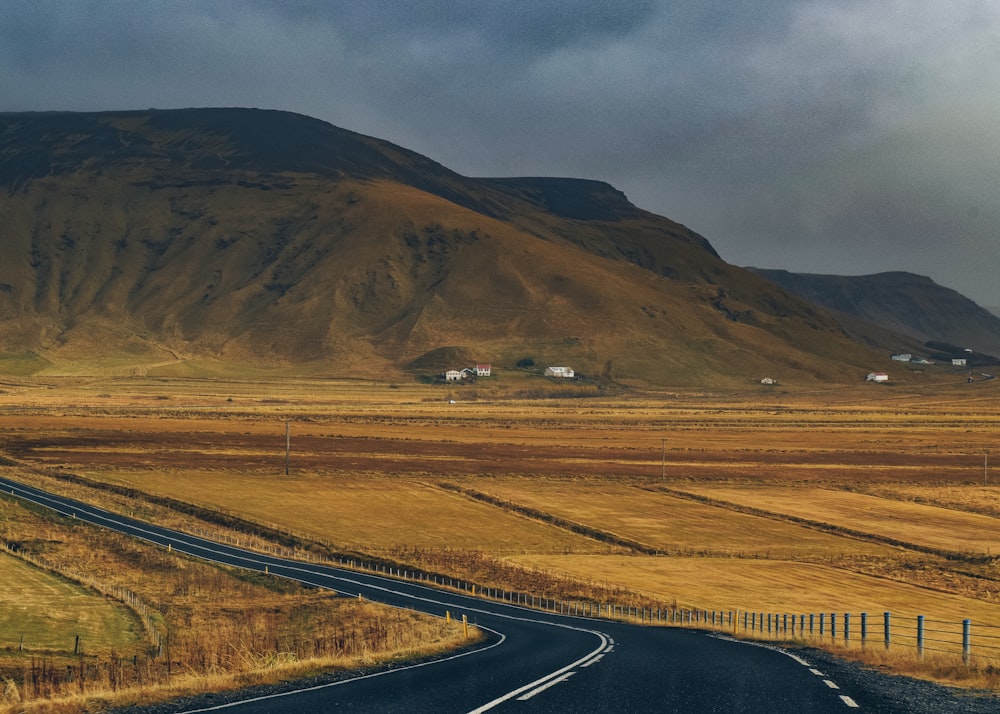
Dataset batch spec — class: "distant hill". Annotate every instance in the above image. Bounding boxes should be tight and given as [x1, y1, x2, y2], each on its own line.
[0, 108, 904, 384]
[747, 269, 1000, 360]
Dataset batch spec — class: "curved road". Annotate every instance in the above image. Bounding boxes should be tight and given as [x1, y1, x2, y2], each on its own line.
[0, 475, 918, 712]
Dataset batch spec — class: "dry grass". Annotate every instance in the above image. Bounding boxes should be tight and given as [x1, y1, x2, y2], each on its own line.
[0, 550, 141, 655]
[2, 376, 1000, 693]
[459, 477, 898, 558]
[506, 554, 1000, 621]
[0, 494, 474, 713]
[674, 484, 1000, 556]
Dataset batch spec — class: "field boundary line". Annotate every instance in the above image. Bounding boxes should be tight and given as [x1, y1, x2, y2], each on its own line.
[434, 482, 660, 555]
[648, 485, 985, 562]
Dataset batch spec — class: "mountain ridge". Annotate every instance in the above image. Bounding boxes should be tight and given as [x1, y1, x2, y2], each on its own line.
[0, 108, 917, 384]
[747, 268, 1000, 358]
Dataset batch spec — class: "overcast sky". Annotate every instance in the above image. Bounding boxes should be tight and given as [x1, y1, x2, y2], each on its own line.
[3, 1, 999, 306]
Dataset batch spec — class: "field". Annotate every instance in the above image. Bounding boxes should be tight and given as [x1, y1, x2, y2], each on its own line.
[1, 374, 1000, 697]
[0, 550, 142, 655]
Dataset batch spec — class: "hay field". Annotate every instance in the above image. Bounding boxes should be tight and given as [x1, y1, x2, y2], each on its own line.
[508, 554, 1000, 622]
[673, 484, 1000, 555]
[454, 477, 898, 558]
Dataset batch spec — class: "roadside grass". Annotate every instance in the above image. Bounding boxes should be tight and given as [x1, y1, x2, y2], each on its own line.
[0, 495, 474, 714]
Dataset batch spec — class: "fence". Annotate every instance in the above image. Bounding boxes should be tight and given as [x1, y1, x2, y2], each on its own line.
[0, 542, 163, 655]
[182, 528, 1000, 669]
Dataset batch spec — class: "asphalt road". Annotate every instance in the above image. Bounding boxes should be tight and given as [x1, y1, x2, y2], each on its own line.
[2, 475, 986, 713]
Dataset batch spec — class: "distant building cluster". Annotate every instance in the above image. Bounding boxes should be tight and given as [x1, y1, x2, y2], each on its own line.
[438, 363, 583, 383]
[441, 363, 492, 382]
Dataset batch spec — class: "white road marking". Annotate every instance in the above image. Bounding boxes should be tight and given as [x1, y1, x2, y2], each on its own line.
[516, 672, 576, 701]
[709, 634, 860, 709]
[0, 477, 612, 714]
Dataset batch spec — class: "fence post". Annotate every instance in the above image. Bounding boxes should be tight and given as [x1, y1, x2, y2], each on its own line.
[963, 619, 971, 665]
[819, 613, 825, 637]
[844, 613, 850, 643]
[861, 612, 868, 649]
[810, 613, 815, 636]
[831, 612, 837, 639]
[884, 612, 891, 651]
[917, 615, 925, 659]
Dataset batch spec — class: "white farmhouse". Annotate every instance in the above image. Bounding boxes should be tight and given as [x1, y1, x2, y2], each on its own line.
[866, 372, 889, 382]
[545, 366, 575, 378]
[953, 358, 967, 367]
[476, 363, 492, 377]
[444, 370, 463, 382]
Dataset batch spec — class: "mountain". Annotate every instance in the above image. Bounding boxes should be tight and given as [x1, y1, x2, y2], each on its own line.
[746, 269, 1000, 360]
[0, 108, 900, 384]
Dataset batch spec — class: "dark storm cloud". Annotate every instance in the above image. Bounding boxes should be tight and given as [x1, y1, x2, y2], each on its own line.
[2, 1, 999, 306]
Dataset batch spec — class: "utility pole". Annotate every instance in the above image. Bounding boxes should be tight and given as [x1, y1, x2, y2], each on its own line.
[985, 448, 989, 486]
[285, 421, 290, 476]
[661, 438, 666, 479]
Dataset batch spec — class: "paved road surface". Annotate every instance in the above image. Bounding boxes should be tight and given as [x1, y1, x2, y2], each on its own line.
[0, 475, 970, 713]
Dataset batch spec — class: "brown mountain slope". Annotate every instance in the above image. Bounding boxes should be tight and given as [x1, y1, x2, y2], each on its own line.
[747, 269, 1000, 360]
[0, 108, 898, 384]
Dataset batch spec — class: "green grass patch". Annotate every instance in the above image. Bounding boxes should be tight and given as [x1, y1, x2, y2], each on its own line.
[0, 551, 143, 654]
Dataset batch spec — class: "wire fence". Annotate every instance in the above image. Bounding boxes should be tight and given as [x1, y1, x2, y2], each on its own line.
[182, 527, 1000, 670]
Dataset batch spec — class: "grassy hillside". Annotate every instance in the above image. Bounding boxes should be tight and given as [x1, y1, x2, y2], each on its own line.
[0, 109, 906, 385]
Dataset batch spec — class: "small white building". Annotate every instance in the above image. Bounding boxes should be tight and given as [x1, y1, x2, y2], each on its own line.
[476, 363, 492, 377]
[952, 358, 967, 367]
[891, 353, 912, 362]
[444, 370, 463, 382]
[866, 372, 889, 382]
[545, 366, 575, 378]
[760, 377, 776, 385]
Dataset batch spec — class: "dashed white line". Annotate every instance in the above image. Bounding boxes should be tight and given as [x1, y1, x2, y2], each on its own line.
[709, 634, 860, 709]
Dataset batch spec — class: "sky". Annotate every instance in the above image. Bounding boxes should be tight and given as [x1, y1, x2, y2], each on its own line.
[3, 1, 1000, 307]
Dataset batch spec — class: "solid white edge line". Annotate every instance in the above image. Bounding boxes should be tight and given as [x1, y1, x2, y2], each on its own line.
[840, 694, 860, 708]
[177, 626, 508, 713]
[467, 632, 608, 714]
[516, 671, 576, 701]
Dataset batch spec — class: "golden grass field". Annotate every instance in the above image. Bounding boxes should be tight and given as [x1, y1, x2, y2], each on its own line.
[1, 373, 999, 699]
